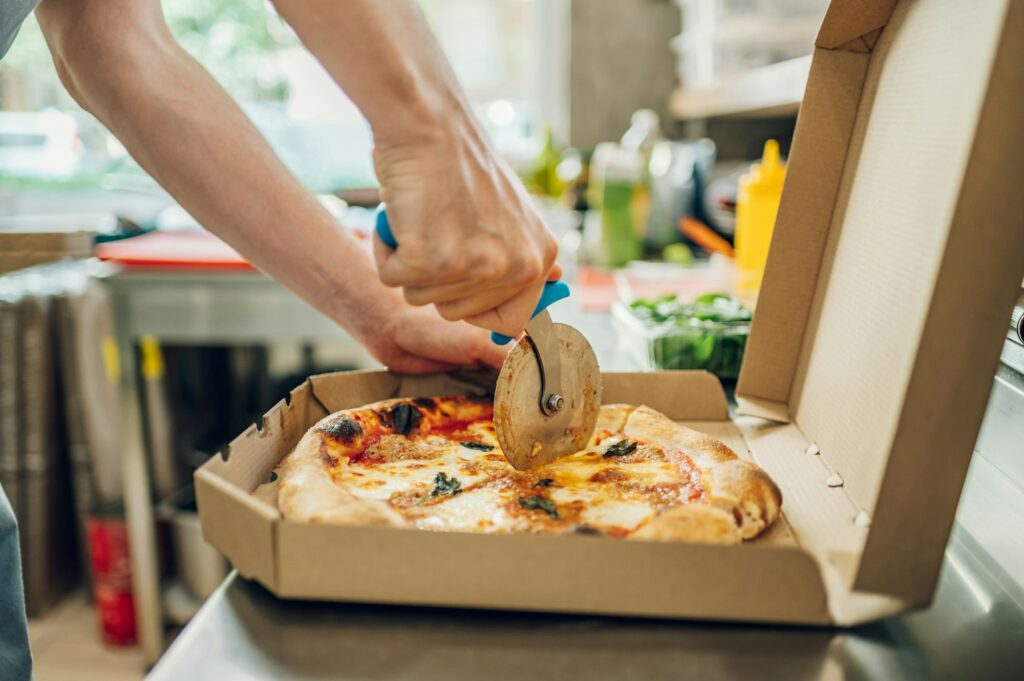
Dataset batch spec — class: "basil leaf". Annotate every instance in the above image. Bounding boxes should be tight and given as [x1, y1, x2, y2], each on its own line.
[518, 495, 558, 519]
[603, 439, 637, 458]
[461, 441, 494, 452]
[430, 472, 462, 498]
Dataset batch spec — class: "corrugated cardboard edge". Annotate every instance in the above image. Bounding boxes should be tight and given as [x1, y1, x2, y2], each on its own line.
[195, 381, 326, 589]
[736, 45, 871, 407]
[194, 469, 277, 585]
[735, 395, 790, 423]
[816, 0, 897, 50]
[854, 0, 1024, 600]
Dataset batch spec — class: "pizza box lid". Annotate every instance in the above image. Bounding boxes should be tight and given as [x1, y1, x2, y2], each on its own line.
[735, 0, 1024, 605]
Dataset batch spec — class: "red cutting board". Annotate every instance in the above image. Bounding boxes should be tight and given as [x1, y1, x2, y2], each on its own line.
[96, 231, 255, 271]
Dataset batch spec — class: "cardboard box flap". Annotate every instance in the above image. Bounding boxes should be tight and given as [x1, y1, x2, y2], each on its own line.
[816, 0, 895, 51]
[310, 370, 402, 413]
[309, 368, 498, 414]
[740, 0, 1024, 600]
[274, 523, 832, 624]
[852, 0, 1024, 599]
[735, 44, 869, 409]
[310, 369, 729, 422]
[195, 381, 326, 586]
[397, 367, 500, 398]
[602, 371, 728, 421]
[194, 469, 277, 585]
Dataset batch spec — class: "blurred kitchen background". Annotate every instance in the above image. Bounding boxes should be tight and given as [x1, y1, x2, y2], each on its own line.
[2, 1, 1021, 678]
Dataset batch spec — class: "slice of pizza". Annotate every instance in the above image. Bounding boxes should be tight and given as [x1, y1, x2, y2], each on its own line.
[275, 396, 781, 544]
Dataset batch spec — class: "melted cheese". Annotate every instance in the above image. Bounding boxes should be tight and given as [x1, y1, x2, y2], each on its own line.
[338, 443, 500, 500]
[337, 434, 696, 536]
[410, 487, 522, 533]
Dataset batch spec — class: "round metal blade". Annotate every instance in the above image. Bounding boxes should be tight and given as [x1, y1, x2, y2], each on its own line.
[494, 323, 602, 470]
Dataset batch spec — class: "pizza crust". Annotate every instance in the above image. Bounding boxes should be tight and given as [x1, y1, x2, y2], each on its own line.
[278, 395, 494, 527]
[277, 410, 408, 527]
[623, 405, 782, 540]
[631, 504, 742, 544]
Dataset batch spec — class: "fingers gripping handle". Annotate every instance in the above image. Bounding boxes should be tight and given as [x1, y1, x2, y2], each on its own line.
[489, 281, 569, 345]
[374, 205, 569, 346]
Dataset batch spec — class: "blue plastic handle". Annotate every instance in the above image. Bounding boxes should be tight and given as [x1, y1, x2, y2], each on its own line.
[375, 205, 398, 249]
[374, 205, 568, 346]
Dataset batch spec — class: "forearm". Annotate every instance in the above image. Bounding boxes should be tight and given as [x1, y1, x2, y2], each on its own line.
[36, 0, 378, 328]
[273, 0, 558, 336]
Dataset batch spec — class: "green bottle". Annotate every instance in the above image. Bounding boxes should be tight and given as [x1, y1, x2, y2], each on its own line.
[590, 142, 647, 267]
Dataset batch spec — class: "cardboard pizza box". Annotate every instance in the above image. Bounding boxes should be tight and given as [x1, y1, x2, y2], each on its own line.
[195, 0, 1024, 625]
[17, 291, 80, 616]
[0, 231, 93, 275]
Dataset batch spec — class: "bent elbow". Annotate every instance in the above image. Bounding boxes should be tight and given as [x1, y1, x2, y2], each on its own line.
[38, 2, 171, 114]
[46, 33, 149, 114]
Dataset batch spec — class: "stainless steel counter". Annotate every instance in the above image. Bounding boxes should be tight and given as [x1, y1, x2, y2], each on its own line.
[148, 523, 1022, 680]
[147, 321, 1024, 681]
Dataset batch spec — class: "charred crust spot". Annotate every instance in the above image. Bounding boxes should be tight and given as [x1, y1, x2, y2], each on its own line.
[318, 415, 363, 443]
[572, 525, 602, 536]
[412, 397, 436, 410]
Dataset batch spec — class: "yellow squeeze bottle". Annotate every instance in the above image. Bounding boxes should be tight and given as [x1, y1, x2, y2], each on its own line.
[734, 140, 786, 303]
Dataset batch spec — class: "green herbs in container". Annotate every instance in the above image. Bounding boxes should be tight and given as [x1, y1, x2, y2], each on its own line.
[614, 293, 752, 378]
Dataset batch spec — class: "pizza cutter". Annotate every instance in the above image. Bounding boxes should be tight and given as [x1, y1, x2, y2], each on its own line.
[376, 206, 602, 470]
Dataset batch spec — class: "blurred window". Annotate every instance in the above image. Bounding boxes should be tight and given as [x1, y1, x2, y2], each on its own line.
[0, 0, 563, 195]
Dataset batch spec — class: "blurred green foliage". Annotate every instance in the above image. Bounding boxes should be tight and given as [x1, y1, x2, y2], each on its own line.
[2, 1, 297, 101]
[166, 0, 297, 100]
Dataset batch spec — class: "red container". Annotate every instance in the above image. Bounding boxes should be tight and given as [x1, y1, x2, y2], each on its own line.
[86, 512, 137, 646]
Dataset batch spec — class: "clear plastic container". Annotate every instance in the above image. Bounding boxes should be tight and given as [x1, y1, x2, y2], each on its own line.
[613, 293, 751, 378]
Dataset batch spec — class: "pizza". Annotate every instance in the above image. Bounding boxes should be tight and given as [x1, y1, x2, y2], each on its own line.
[275, 396, 781, 544]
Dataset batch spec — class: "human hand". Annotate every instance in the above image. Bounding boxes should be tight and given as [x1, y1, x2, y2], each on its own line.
[349, 279, 508, 374]
[372, 120, 562, 338]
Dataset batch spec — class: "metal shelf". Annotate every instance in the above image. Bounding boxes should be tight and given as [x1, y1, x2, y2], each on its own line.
[669, 55, 811, 120]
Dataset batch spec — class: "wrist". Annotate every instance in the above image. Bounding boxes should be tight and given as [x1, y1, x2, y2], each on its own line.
[320, 238, 397, 335]
[370, 82, 482, 151]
